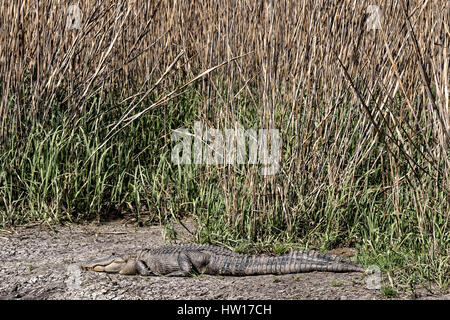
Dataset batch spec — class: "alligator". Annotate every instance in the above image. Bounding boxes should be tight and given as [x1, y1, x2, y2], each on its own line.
[80, 244, 365, 277]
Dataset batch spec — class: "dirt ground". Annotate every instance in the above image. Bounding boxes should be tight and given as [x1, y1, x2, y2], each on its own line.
[0, 219, 447, 300]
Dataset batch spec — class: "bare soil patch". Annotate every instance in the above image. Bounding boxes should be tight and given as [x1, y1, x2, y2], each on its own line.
[0, 220, 446, 300]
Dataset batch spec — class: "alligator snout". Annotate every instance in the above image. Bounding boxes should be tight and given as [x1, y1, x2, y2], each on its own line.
[81, 256, 127, 273]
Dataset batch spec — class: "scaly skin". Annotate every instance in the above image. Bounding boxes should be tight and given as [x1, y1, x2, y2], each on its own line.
[80, 244, 365, 277]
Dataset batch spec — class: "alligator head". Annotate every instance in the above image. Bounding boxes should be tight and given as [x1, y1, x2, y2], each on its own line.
[81, 255, 138, 275]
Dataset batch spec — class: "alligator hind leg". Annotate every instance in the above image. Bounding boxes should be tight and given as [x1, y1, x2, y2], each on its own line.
[165, 252, 194, 277]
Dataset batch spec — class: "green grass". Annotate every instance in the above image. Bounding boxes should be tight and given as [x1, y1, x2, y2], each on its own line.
[381, 286, 399, 299]
[0, 86, 448, 295]
[293, 275, 301, 282]
[330, 280, 346, 287]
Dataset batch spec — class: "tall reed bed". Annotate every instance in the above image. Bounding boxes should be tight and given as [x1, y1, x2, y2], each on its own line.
[0, 0, 448, 290]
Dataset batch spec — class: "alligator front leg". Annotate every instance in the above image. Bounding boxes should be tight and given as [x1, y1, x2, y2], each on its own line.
[134, 260, 154, 276]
